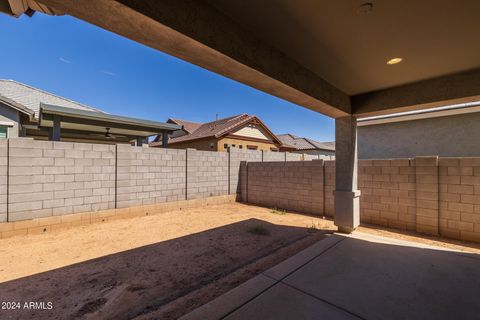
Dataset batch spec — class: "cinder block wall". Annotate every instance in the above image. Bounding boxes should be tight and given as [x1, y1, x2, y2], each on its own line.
[7, 139, 115, 221]
[358, 159, 416, 231]
[229, 149, 262, 196]
[187, 149, 228, 200]
[263, 151, 286, 162]
[303, 154, 318, 161]
[3, 138, 479, 243]
[0, 139, 319, 223]
[116, 145, 186, 208]
[243, 157, 480, 243]
[246, 160, 324, 215]
[439, 158, 480, 242]
[286, 153, 302, 161]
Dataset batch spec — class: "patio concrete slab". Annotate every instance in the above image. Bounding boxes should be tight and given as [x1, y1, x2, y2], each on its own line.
[283, 232, 480, 320]
[224, 282, 359, 320]
[182, 232, 480, 320]
[180, 274, 276, 320]
[264, 234, 344, 281]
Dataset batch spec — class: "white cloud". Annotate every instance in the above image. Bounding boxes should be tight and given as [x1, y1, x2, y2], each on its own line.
[59, 57, 72, 64]
[100, 70, 117, 76]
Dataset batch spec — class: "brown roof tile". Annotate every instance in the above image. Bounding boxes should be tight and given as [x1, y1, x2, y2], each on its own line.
[168, 118, 203, 134]
[168, 114, 252, 143]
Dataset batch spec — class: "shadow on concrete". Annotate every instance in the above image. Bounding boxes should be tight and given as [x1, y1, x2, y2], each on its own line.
[0, 218, 331, 320]
[223, 233, 480, 320]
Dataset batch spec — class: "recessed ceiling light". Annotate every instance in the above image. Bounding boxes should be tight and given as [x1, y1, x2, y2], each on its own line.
[387, 57, 403, 65]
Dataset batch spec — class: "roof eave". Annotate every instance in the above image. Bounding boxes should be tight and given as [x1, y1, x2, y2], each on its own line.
[39, 103, 182, 132]
[0, 94, 36, 119]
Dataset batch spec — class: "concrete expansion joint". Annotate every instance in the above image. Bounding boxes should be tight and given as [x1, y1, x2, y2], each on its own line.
[263, 235, 346, 282]
[276, 281, 368, 320]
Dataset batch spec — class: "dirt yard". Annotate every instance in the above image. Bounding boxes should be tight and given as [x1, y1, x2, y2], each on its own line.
[1, 203, 479, 320]
[0, 203, 334, 320]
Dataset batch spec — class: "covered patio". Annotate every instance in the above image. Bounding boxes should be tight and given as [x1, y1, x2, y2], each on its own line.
[2, 1, 480, 319]
[5, 0, 479, 233]
[34, 104, 181, 146]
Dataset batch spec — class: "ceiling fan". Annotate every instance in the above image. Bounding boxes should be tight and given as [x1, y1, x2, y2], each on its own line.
[90, 128, 125, 139]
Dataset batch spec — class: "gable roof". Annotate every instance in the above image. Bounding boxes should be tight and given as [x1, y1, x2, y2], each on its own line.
[169, 114, 253, 143]
[277, 134, 335, 151]
[151, 114, 284, 146]
[0, 79, 104, 119]
[168, 118, 203, 134]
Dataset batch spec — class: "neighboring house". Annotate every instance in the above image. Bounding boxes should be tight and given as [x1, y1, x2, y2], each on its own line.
[357, 102, 480, 159]
[0, 79, 179, 144]
[151, 114, 293, 152]
[277, 134, 335, 157]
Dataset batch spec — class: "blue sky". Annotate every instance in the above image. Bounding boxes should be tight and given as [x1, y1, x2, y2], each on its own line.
[0, 13, 334, 141]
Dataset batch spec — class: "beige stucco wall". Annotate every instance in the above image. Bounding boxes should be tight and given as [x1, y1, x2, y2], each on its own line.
[231, 124, 270, 140]
[169, 137, 279, 152]
[218, 137, 277, 152]
[169, 138, 218, 151]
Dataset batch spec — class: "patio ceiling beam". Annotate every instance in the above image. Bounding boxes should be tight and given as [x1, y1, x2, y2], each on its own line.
[36, 0, 351, 119]
[352, 68, 480, 117]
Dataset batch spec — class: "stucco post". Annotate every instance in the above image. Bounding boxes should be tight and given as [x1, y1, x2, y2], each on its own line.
[334, 115, 361, 233]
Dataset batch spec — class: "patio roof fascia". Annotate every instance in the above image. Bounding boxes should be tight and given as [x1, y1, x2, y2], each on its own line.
[39, 103, 182, 134]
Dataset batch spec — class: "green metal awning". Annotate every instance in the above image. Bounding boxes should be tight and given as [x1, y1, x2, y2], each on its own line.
[38, 103, 181, 142]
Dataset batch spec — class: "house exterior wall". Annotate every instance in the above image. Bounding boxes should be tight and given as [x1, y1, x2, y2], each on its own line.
[168, 137, 278, 152]
[169, 138, 218, 151]
[0, 102, 20, 138]
[358, 112, 480, 159]
[231, 124, 269, 140]
[218, 137, 278, 151]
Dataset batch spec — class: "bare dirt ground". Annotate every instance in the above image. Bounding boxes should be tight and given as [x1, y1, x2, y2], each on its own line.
[0, 203, 333, 320]
[0, 203, 478, 320]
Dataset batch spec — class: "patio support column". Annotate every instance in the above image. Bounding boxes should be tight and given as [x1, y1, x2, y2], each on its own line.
[334, 115, 360, 233]
[136, 137, 144, 147]
[162, 131, 168, 148]
[48, 115, 61, 141]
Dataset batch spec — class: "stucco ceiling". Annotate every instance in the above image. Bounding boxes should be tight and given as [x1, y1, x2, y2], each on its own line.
[9, 0, 480, 117]
[209, 0, 480, 95]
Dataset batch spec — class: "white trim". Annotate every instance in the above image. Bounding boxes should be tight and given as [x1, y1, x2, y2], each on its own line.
[357, 101, 480, 126]
[0, 121, 15, 127]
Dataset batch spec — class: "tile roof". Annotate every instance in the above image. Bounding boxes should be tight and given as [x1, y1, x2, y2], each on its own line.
[306, 139, 335, 151]
[0, 79, 104, 118]
[168, 118, 203, 134]
[167, 114, 253, 144]
[151, 114, 287, 147]
[277, 133, 335, 151]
